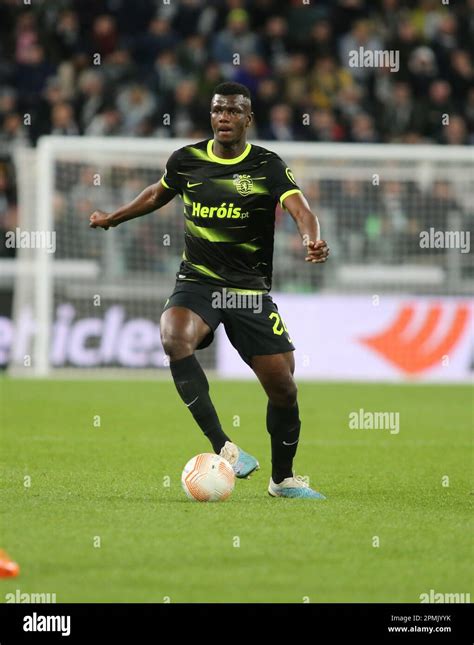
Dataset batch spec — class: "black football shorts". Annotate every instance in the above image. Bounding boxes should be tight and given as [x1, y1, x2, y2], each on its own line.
[162, 280, 295, 365]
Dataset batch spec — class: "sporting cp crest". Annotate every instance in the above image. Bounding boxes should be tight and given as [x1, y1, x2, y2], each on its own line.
[233, 174, 253, 196]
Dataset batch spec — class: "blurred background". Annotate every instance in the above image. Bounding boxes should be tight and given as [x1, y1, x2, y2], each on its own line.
[0, 0, 472, 379]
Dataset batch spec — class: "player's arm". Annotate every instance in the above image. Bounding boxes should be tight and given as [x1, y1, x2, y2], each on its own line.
[89, 181, 177, 230]
[283, 192, 329, 264]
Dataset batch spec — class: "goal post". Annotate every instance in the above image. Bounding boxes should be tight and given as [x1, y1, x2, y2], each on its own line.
[10, 136, 474, 377]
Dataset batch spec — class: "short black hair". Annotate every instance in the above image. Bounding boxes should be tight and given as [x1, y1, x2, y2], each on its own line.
[212, 82, 251, 101]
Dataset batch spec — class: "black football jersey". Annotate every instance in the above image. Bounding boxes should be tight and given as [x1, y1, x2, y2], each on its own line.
[161, 139, 302, 291]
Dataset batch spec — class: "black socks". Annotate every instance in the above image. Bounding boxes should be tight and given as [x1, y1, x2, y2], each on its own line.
[169, 354, 231, 453]
[266, 401, 301, 484]
[170, 355, 301, 478]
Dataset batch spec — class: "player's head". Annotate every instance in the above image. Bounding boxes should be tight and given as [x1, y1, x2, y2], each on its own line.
[210, 82, 253, 146]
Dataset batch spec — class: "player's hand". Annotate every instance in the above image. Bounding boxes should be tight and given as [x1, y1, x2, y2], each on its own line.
[305, 240, 329, 263]
[89, 210, 116, 230]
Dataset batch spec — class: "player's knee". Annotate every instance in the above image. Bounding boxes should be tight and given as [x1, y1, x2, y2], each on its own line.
[160, 329, 194, 361]
[268, 378, 297, 408]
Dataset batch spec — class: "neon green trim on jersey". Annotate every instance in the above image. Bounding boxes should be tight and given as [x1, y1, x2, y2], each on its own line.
[185, 219, 236, 242]
[250, 182, 270, 195]
[279, 188, 302, 208]
[187, 146, 211, 162]
[187, 261, 225, 281]
[161, 175, 175, 190]
[237, 241, 259, 252]
[207, 140, 252, 165]
[182, 192, 192, 206]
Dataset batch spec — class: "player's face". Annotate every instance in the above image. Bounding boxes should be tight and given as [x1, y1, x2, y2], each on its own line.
[210, 94, 252, 145]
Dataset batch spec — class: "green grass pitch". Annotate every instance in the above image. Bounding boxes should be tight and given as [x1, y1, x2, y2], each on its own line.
[0, 378, 472, 603]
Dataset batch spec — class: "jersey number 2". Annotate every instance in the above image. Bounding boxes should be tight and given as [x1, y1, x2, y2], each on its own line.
[269, 312, 289, 336]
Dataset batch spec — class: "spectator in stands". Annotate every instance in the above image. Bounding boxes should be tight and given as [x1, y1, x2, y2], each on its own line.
[14, 12, 39, 65]
[449, 50, 473, 106]
[85, 106, 122, 137]
[310, 55, 353, 110]
[440, 115, 468, 145]
[170, 0, 206, 39]
[307, 109, 344, 143]
[0, 163, 17, 258]
[32, 77, 67, 141]
[14, 44, 55, 107]
[0, 89, 17, 121]
[50, 10, 81, 62]
[162, 80, 209, 138]
[148, 50, 184, 98]
[134, 17, 179, 72]
[388, 18, 422, 80]
[422, 80, 455, 141]
[335, 180, 369, 261]
[0, 0, 471, 148]
[212, 9, 262, 77]
[303, 19, 337, 64]
[75, 70, 107, 134]
[253, 78, 280, 132]
[89, 15, 119, 59]
[409, 0, 448, 41]
[465, 88, 474, 144]
[260, 104, 296, 141]
[0, 113, 30, 150]
[378, 82, 423, 141]
[335, 84, 366, 131]
[378, 180, 418, 260]
[338, 19, 383, 84]
[281, 53, 310, 109]
[407, 46, 438, 97]
[100, 49, 135, 87]
[350, 113, 378, 143]
[431, 13, 459, 77]
[261, 15, 290, 74]
[422, 180, 464, 233]
[232, 54, 269, 96]
[50, 102, 79, 136]
[177, 35, 208, 75]
[196, 61, 225, 105]
[116, 84, 156, 136]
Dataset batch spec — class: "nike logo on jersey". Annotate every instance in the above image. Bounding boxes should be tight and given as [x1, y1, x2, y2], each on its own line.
[187, 181, 202, 188]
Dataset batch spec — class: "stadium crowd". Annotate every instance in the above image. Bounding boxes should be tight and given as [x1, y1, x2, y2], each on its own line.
[0, 0, 472, 147]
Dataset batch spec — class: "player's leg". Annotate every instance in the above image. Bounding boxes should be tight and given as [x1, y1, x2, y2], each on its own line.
[222, 295, 325, 498]
[251, 351, 325, 499]
[250, 351, 299, 482]
[160, 302, 259, 477]
[160, 306, 231, 453]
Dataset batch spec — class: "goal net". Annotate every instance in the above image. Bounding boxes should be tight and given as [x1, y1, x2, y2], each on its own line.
[10, 138, 474, 377]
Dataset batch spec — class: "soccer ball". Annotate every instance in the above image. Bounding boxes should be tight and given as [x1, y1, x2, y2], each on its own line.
[181, 453, 235, 502]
